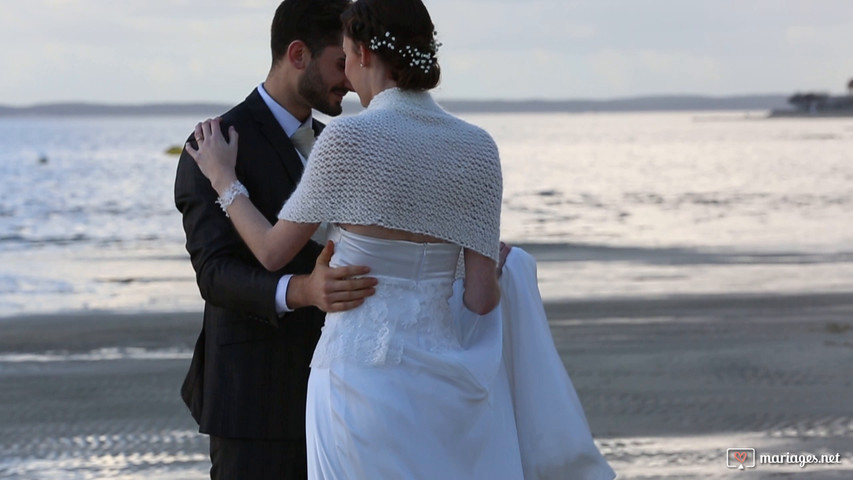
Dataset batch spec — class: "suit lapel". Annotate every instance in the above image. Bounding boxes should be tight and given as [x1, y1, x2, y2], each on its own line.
[311, 118, 325, 138]
[245, 89, 305, 185]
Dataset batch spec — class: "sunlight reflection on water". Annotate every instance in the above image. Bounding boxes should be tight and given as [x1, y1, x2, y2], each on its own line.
[1, 112, 852, 317]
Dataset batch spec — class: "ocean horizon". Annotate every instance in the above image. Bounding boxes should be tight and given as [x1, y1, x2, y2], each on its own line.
[0, 93, 793, 116]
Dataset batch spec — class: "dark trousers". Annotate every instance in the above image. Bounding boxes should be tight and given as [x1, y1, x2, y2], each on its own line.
[209, 435, 308, 480]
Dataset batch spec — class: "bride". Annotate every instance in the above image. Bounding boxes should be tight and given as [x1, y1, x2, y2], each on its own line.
[188, 0, 614, 478]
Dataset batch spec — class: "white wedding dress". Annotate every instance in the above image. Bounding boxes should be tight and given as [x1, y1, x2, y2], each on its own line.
[306, 226, 615, 480]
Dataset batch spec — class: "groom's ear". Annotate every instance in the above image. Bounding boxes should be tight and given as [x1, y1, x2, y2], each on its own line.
[287, 40, 310, 70]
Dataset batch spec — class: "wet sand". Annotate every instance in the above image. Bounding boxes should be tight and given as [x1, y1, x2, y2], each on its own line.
[1, 294, 852, 479]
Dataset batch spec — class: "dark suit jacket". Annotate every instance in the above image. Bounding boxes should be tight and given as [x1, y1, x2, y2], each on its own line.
[175, 89, 325, 440]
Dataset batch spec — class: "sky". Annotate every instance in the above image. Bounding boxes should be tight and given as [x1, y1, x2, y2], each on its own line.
[2, 0, 853, 106]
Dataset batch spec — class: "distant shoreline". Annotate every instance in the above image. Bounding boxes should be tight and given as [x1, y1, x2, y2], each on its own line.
[0, 94, 790, 116]
[767, 109, 853, 118]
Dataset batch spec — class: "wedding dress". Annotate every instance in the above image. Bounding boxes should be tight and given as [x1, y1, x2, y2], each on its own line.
[277, 87, 611, 479]
[305, 226, 615, 479]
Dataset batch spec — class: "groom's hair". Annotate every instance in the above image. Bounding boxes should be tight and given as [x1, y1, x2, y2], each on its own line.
[271, 0, 351, 65]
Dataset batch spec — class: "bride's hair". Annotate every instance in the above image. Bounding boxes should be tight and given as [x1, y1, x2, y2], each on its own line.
[341, 0, 441, 91]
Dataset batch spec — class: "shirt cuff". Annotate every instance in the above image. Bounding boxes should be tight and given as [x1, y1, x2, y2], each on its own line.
[275, 274, 295, 314]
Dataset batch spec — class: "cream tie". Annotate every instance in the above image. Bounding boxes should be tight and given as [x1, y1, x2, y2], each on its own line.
[290, 123, 315, 164]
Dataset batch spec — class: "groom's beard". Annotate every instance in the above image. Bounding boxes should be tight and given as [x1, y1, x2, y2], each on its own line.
[299, 61, 345, 117]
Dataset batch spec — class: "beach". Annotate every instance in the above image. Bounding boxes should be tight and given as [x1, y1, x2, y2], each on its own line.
[1, 293, 851, 479]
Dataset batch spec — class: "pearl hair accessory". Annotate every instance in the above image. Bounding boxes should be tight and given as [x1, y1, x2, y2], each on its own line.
[368, 30, 442, 73]
[216, 180, 249, 217]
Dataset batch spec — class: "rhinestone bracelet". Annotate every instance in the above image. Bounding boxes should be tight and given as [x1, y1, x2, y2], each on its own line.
[215, 180, 249, 217]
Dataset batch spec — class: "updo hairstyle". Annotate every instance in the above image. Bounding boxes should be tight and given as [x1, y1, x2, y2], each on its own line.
[341, 0, 441, 90]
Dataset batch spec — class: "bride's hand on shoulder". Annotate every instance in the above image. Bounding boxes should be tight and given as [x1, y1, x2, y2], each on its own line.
[185, 117, 239, 194]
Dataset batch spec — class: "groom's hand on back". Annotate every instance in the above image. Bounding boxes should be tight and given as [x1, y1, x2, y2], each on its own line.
[287, 241, 378, 313]
[497, 241, 512, 277]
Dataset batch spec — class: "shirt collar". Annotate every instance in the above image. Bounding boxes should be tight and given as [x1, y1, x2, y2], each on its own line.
[257, 82, 312, 137]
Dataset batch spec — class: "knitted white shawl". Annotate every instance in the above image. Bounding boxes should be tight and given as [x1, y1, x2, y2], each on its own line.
[278, 88, 502, 261]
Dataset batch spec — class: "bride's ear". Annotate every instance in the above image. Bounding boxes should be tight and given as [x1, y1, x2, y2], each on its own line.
[358, 43, 372, 67]
[287, 40, 310, 69]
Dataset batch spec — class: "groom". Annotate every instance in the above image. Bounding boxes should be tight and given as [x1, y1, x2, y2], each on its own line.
[174, 0, 374, 478]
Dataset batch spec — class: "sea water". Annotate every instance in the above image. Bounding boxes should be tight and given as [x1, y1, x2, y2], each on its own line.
[1, 111, 852, 316]
[2, 111, 853, 479]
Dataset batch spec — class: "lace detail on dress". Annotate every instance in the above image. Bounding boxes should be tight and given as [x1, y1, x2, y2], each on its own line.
[311, 276, 460, 368]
